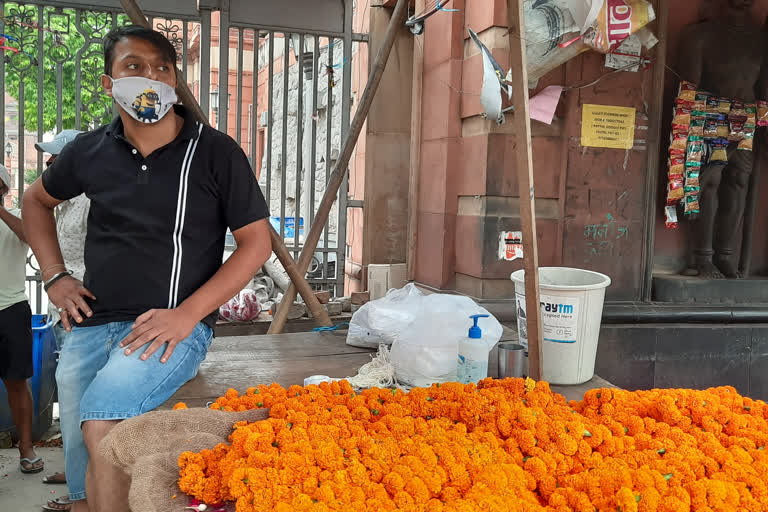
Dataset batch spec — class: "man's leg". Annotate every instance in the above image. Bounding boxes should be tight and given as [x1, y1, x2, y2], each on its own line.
[55, 323, 112, 511]
[77, 322, 213, 512]
[2, 378, 41, 471]
[0, 301, 41, 472]
[82, 420, 128, 512]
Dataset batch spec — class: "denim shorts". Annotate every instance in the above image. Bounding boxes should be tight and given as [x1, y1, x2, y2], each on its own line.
[54, 321, 212, 501]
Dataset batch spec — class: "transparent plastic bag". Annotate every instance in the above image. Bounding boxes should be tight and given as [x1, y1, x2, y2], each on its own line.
[389, 293, 503, 388]
[346, 284, 424, 349]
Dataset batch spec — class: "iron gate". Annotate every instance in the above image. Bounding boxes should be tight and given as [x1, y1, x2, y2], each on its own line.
[0, 1, 355, 313]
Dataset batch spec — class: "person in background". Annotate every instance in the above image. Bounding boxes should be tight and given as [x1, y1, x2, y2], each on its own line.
[35, 130, 84, 511]
[0, 165, 44, 475]
[22, 25, 271, 512]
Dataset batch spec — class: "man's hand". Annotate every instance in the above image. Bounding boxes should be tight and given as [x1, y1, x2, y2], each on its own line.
[119, 309, 198, 363]
[48, 276, 95, 331]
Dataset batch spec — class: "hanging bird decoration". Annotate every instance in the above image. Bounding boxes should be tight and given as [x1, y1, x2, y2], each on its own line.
[467, 27, 513, 125]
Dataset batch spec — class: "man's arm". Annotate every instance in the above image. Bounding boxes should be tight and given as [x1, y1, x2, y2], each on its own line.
[22, 179, 95, 329]
[0, 206, 26, 244]
[120, 218, 272, 363]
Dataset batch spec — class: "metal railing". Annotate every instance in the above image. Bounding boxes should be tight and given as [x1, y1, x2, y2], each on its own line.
[2, 1, 354, 313]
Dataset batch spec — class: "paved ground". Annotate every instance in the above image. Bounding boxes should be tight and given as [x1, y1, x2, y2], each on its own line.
[0, 445, 66, 511]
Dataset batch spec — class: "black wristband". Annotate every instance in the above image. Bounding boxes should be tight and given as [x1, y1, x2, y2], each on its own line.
[44, 270, 73, 292]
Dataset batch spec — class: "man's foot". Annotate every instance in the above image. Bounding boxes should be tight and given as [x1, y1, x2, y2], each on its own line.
[714, 254, 739, 278]
[42, 472, 67, 484]
[693, 260, 725, 279]
[19, 456, 44, 473]
[42, 495, 72, 511]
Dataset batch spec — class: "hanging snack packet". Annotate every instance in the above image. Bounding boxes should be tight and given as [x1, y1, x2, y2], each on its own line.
[729, 120, 745, 142]
[686, 136, 705, 163]
[684, 194, 700, 215]
[706, 95, 721, 115]
[717, 116, 730, 138]
[739, 124, 755, 151]
[665, 205, 679, 229]
[685, 165, 701, 190]
[678, 81, 697, 102]
[709, 138, 729, 164]
[703, 116, 719, 139]
[690, 117, 706, 137]
[667, 175, 684, 204]
[581, 0, 656, 53]
[718, 97, 732, 114]
[730, 101, 747, 118]
[672, 108, 692, 128]
[694, 92, 710, 111]
[669, 133, 688, 154]
[669, 156, 685, 177]
[758, 100, 768, 127]
[746, 104, 757, 125]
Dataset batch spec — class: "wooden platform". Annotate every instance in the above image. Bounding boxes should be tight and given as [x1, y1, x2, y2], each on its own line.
[166, 328, 616, 408]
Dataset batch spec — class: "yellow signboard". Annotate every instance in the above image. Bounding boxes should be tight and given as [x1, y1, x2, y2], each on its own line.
[581, 104, 636, 150]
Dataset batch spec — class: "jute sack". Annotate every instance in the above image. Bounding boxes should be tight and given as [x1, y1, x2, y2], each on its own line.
[100, 407, 270, 512]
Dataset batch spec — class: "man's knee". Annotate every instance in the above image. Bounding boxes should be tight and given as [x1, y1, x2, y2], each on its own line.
[82, 420, 120, 455]
[1, 378, 29, 394]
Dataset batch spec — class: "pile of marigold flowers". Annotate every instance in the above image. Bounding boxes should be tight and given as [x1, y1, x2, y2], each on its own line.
[176, 378, 768, 512]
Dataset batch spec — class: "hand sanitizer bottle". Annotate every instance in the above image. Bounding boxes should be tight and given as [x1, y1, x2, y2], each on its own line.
[458, 314, 490, 384]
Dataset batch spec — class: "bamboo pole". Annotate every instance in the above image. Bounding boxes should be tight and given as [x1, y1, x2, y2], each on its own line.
[269, 0, 409, 334]
[119, 0, 332, 327]
[406, 0, 425, 282]
[506, 0, 543, 380]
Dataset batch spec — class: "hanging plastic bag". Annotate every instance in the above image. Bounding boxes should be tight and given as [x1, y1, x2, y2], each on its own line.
[219, 289, 262, 322]
[389, 294, 503, 388]
[579, 0, 656, 53]
[346, 283, 423, 349]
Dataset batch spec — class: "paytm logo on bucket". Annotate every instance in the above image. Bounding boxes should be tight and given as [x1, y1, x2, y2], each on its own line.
[541, 302, 574, 315]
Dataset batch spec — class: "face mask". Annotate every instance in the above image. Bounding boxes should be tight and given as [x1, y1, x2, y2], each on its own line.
[109, 76, 177, 124]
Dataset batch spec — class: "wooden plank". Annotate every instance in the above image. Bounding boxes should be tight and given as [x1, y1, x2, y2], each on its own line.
[641, 0, 669, 300]
[506, 0, 543, 380]
[407, 0, 425, 281]
[215, 314, 353, 337]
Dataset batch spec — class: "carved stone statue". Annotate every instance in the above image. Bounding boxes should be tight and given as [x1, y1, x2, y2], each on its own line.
[677, 0, 766, 278]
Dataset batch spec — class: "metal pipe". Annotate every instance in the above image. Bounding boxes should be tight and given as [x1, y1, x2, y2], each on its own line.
[250, 30, 259, 170]
[236, 28, 244, 144]
[218, 1, 231, 133]
[280, 34, 289, 240]
[267, 32, 275, 204]
[295, 34, 304, 259]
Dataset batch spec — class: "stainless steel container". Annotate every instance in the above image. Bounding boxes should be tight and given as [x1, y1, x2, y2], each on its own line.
[497, 343, 527, 379]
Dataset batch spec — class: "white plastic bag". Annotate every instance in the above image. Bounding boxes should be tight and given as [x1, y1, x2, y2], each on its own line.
[219, 289, 262, 322]
[346, 284, 503, 387]
[346, 284, 423, 349]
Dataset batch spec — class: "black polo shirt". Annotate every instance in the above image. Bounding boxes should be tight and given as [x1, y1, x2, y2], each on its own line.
[41, 105, 269, 328]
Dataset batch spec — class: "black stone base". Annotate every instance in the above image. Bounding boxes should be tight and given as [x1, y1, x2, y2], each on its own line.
[595, 323, 768, 400]
[652, 274, 768, 304]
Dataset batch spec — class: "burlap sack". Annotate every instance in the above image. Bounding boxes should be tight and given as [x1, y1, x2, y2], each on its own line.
[100, 407, 270, 512]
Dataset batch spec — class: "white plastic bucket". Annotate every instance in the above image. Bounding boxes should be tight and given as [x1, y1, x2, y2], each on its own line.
[510, 267, 611, 385]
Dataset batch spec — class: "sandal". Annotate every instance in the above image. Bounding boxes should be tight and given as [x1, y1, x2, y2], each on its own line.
[42, 496, 72, 511]
[20, 456, 44, 474]
[42, 472, 67, 484]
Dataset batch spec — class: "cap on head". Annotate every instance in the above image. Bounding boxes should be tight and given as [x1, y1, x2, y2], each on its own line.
[35, 129, 83, 156]
[0, 164, 11, 191]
